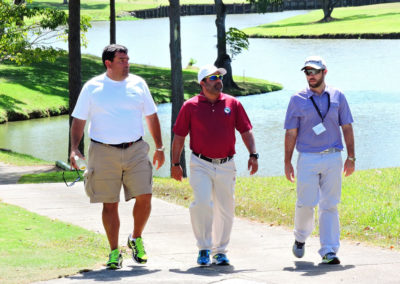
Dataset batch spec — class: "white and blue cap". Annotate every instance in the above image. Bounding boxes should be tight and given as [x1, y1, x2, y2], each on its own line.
[301, 56, 327, 71]
[198, 64, 227, 83]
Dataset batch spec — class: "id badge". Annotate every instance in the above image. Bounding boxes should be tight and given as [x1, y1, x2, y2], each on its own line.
[312, 123, 326, 135]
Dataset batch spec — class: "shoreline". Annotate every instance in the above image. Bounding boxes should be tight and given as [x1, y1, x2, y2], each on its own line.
[249, 32, 400, 39]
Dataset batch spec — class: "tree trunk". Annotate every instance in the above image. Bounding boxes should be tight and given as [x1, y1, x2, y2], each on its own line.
[169, 0, 187, 177]
[110, 0, 116, 44]
[68, 0, 84, 160]
[214, 0, 239, 90]
[320, 0, 337, 22]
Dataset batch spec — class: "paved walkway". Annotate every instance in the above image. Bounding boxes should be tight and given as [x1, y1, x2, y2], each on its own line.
[0, 168, 399, 283]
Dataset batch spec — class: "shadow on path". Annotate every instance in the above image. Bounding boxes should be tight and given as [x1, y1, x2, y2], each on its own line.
[170, 265, 256, 276]
[67, 266, 161, 282]
[283, 261, 355, 277]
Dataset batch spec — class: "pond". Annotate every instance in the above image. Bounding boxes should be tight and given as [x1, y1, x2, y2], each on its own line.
[1, 11, 399, 177]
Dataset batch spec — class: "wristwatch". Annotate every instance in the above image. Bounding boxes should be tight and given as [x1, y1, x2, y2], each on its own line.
[172, 163, 180, 167]
[347, 156, 356, 162]
[249, 153, 259, 159]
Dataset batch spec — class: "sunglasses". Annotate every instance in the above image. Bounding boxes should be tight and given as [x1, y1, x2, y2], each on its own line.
[304, 69, 323, 76]
[205, 74, 223, 81]
[62, 169, 82, 187]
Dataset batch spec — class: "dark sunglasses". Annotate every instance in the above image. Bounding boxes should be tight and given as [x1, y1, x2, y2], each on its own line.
[205, 74, 223, 81]
[304, 69, 323, 76]
[62, 169, 82, 187]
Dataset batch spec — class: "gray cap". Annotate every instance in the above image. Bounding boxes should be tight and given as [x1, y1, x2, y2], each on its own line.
[301, 56, 327, 70]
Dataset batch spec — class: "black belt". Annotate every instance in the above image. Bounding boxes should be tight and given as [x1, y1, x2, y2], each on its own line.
[91, 137, 142, 149]
[193, 152, 233, 164]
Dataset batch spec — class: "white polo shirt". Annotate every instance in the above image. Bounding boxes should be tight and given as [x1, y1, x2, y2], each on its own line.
[72, 73, 157, 144]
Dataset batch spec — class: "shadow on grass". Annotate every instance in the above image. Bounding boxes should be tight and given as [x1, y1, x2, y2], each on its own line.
[0, 94, 26, 112]
[283, 261, 355, 277]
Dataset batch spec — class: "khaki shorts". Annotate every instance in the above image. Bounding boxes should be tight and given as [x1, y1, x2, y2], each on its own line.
[84, 140, 153, 203]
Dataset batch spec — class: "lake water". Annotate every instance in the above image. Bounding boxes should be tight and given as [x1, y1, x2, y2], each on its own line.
[1, 12, 399, 177]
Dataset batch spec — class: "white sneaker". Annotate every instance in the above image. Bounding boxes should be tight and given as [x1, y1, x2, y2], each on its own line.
[292, 240, 305, 258]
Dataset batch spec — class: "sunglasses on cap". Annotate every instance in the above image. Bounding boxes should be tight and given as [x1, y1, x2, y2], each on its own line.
[304, 69, 323, 76]
[205, 74, 223, 81]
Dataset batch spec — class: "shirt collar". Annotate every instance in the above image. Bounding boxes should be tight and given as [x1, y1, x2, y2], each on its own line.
[198, 92, 226, 102]
[305, 86, 330, 98]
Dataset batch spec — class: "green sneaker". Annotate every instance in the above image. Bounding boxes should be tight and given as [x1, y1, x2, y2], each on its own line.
[106, 249, 123, 269]
[127, 235, 148, 264]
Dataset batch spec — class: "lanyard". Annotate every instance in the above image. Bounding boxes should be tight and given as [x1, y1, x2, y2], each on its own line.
[310, 93, 330, 122]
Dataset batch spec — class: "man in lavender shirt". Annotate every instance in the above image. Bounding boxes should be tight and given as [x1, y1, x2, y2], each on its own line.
[284, 56, 355, 265]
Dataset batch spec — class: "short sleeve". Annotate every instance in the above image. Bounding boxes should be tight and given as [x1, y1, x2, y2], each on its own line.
[284, 96, 300, 130]
[72, 83, 91, 120]
[173, 102, 190, 137]
[140, 79, 157, 116]
[338, 92, 354, 126]
[235, 101, 252, 133]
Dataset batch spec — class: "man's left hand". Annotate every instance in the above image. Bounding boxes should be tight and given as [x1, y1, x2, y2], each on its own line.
[248, 157, 258, 175]
[343, 158, 355, 177]
[153, 151, 165, 170]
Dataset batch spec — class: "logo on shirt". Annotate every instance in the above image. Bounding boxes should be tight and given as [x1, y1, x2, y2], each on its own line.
[224, 107, 231, 115]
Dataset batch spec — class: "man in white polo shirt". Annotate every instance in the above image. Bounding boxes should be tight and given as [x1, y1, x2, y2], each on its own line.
[70, 44, 165, 269]
[284, 55, 355, 265]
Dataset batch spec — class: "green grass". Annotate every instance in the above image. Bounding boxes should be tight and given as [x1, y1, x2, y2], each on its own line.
[18, 170, 83, 184]
[150, 168, 400, 250]
[30, 0, 246, 21]
[0, 149, 51, 166]
[0, 54, 282, 123]
[0, 202, 109, 284]
[243, 3, 400, 38]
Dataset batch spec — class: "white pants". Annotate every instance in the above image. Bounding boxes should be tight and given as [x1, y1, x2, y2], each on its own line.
[295, 152, 343, 257]
[189, 154, 236, 255]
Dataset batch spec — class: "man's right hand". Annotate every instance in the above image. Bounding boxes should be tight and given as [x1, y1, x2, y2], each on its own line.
[285, 162, 295, 183]
[70, 150, 84, 170]
[171, 165, 183, 181]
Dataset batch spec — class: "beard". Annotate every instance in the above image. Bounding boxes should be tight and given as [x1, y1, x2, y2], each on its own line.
[308, 74, 324, 88]
[214, 82, 223, 92]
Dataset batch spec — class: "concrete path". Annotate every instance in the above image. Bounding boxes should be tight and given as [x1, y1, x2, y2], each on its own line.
[0, 181, 399, 284]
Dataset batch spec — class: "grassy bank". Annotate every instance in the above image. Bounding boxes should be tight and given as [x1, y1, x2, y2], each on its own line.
[31, 0, 246, 21]
[244, 3, 400, 38]
[0, 54, 282, 123]
[0, 149, 51, 166]
[0, 202, 109, 284]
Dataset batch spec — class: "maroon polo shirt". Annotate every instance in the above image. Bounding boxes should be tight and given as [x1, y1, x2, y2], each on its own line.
[173, 92, 252, 158]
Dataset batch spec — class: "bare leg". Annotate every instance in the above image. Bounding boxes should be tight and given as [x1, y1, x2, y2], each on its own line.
[132, 194, 152, 238]
[102, 202, 120, 250]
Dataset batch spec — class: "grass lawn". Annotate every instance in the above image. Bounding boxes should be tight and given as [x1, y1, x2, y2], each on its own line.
[243, 3, 400, 38]
[0, 149, 51, 166]
[0, 54, 281, 123]
[30, 0, 246, 21]
[0, 202, 109, 284]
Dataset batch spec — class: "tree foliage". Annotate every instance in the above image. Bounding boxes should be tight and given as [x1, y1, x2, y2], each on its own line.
[248, 0, 282, 12]
[0, 0, 90, 64]
[226, 27, 249, 59]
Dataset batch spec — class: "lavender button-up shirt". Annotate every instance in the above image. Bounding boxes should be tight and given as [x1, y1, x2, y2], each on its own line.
[284, 86, 353, 153]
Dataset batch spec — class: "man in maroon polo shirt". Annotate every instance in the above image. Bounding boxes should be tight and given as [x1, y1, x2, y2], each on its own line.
[171, 64, 259, 266]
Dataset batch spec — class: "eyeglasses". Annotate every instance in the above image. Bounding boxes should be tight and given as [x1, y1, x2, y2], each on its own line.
[304, 69, 323, 76]
[205, 74, 223, 81]
[62, 169, 82, 187]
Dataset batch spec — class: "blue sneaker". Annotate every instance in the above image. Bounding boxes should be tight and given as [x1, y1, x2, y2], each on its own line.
[212, 253, 230, 265]
[197, 250, 211, 266]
